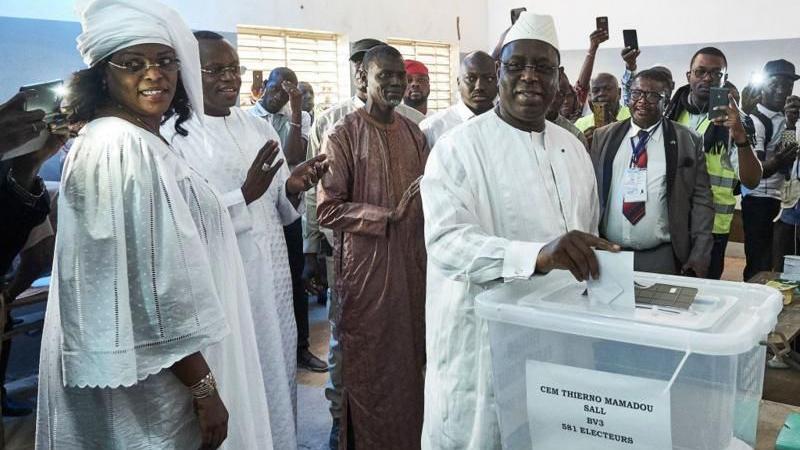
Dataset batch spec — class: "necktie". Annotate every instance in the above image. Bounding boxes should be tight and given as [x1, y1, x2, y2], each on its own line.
[622, 130, 649, 225]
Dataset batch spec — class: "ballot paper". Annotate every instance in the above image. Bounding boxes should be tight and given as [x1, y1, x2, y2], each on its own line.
[587, 250, 634, 311]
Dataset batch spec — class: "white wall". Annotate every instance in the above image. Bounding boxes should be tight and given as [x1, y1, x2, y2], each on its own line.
[0, 0, 488, 52]
[487, 0, 800, 51]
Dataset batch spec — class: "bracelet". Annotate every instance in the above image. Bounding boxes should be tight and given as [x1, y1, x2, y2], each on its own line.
[189, 372, 218, 399]
[290, 122, 301, 128]
[6, 169, 46, 208]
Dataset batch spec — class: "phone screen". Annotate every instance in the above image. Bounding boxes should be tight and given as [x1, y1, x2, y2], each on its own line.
[708, 87, 729, 120]
[20, 80, 65, 119]
[623, 29, 638, 50]
[596, 17, 609, 32]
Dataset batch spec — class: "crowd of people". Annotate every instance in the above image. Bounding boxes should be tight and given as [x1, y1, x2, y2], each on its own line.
[1, 0, 799, 449]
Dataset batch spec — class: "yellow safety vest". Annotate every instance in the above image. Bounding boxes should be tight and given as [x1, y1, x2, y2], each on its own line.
[575, 106, 631, 132]
[677, 111, 737, 234]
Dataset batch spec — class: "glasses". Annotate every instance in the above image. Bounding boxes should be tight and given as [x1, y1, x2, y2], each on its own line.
[630, 89, 665, 103]
[107, 56, 181, 74]
[201, 65, 247, 78]
[501, 61, 559, 77]
[690, 68, 725, 81]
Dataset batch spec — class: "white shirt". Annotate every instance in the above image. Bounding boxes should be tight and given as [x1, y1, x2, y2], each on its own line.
[420, 111, 598, 449]
[249, 101, 312, 142]
[746, 103, 788, 199]
[420, 100, 477, 148]
[164, 108, 299, 450]
[603, 120, 671, 249]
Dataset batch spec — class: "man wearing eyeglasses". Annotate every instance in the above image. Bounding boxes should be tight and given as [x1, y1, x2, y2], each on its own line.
[421, 13, 617, 449]
[665, 47, 762, 280]
[164, 31, 329, 450]
[591, 69, 714, 275]
[420, 51, 498, 148]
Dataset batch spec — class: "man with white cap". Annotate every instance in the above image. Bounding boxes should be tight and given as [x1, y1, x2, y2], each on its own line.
[35, 1, 271, 448]
[420, 12, 617, 449]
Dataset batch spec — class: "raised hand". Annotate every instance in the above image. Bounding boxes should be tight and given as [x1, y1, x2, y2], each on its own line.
[589, 29, 609, 52]
[282, 80, 303, 111]
[241, 140, 282, 204]
[621, 47, 641, 72]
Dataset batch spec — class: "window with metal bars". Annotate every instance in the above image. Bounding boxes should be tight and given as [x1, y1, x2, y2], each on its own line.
[236, 26, 345, 110]
[387, 38, 455, 113]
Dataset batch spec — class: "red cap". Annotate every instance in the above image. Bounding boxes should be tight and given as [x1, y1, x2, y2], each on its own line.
[404, 59, 429, 76]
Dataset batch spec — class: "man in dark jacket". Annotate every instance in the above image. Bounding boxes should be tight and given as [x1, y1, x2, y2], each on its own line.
[592, 69, 714, 275]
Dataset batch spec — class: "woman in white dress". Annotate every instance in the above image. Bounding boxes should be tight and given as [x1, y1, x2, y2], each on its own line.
[34, 1, 272, 448]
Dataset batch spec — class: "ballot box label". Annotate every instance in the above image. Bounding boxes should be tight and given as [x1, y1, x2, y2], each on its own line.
[526, 360, 672, 450]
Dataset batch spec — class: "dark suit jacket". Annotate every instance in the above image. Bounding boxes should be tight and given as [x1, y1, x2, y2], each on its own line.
[590, 119, 714, 273]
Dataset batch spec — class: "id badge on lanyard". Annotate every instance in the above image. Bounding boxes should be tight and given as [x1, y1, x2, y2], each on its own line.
[623, 167, 647, 202]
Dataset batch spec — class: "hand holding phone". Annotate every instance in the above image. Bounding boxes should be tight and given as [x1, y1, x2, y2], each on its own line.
[708, 87, 730, 121]
[2, 81, 66, 161]
[0, 92, 47, 156]
[21, 80, 65, 123]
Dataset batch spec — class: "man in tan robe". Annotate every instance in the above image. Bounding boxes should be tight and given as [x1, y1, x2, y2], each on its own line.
[317, 44, 428, 450]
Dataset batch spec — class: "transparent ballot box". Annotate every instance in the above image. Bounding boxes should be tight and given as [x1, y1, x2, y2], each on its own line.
[475, 272, 782, 450]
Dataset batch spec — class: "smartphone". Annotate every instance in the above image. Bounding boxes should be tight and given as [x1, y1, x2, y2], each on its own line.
[708, 87, 729, 121]
[623, 29, 638, 51]
[592, 102, 608, 128]
[510, 7, 526, 25]
[2, 80, 65, 161]
[21, 79, 65, 122]
[596, 16, 609, 33]
[253, 70, 264, 89]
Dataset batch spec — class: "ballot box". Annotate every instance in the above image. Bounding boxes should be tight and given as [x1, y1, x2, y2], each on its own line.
[475, 272, 782, 450]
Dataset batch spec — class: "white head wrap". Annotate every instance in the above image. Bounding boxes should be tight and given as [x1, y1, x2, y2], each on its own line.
[502, 12, 560, 53]
[76, 0, 204, 118]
